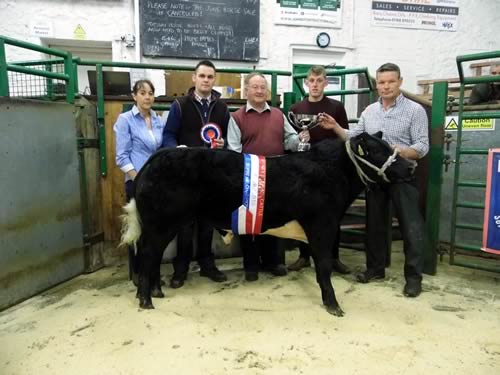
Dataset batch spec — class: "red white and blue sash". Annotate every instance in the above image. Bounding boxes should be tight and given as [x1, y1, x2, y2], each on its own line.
[231, 154, 266, 235]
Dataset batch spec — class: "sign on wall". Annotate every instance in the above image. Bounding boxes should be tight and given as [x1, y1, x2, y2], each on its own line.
[140, 0, 260, 62]
[29, 21, 54, 38]
[483, 149, 500, 255]
[371, 0, 459, 32]
[275, 0, 342, 28]
[445, 116, 496, 131]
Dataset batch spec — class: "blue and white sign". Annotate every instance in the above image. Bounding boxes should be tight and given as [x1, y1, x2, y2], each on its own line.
[482, 149, 500, 254]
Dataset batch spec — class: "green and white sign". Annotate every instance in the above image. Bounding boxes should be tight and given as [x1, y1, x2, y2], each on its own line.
[281, 0, 300, 8]
[276, 0, 342, 28]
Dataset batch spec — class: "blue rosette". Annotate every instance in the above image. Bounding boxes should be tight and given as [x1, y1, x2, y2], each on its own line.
[200, 123, 222, 145]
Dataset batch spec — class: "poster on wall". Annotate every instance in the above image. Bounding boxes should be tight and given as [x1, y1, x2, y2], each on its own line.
[275, 0, 342, 28]
[371, 0, 459, 32]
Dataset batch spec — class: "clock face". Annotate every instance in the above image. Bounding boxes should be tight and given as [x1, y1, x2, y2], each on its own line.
[317, 32, 330, 48]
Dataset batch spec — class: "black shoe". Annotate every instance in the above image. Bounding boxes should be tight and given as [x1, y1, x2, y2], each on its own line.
[262, 264, 288, 277]
[245, 271, 259, 282]
[332, 259, 350, 275]
[169, 274, 186, 289]
[287, 257, 311, 271]
[200, 267, 227, 282]
[356, 268, 385, 283]
[271, 264, 288, 276]
[404, 279, 422, 298]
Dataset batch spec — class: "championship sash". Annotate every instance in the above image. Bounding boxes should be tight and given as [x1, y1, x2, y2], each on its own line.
[482, 148, 500, 254]
[231, 154, 266, 235]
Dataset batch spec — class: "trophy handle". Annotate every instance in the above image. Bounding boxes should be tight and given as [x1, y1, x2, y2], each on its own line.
[301, 116, 319, 130]
[308, 116, 319, 130]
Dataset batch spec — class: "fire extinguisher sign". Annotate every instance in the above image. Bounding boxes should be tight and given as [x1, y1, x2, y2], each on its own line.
[483, 149, 500, 254]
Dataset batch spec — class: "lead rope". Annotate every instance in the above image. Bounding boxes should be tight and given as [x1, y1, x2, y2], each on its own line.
[345, 140, 399, 185]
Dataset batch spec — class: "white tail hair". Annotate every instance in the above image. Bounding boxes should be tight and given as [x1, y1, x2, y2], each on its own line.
[119, 199, 142, 251]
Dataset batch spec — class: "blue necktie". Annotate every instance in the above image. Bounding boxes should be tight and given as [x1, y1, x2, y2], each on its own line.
[201, 98, 209, 122]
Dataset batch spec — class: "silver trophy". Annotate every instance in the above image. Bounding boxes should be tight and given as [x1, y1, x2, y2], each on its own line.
[287, 112, 319, 152]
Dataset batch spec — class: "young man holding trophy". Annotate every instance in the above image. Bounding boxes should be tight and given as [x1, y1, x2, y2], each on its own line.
[287, 65, 350, 274]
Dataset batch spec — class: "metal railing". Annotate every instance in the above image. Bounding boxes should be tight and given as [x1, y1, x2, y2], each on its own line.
[0, 35, 76, 103]
[1, 35, 292, 176]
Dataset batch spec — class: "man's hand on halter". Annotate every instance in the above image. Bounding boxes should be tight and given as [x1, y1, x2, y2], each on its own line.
[391, 145, 419, 160]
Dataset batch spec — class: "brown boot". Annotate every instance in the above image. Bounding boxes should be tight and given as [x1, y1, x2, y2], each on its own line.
[287, 257, 311, 271]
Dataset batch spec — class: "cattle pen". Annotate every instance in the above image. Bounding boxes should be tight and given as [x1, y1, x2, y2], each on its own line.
[1, 36, 500, 374]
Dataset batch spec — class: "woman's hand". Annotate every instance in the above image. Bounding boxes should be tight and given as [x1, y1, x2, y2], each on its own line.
[127, 170, 138, 180]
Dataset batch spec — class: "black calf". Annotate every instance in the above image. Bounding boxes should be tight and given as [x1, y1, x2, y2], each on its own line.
[121, 132, 413, 316]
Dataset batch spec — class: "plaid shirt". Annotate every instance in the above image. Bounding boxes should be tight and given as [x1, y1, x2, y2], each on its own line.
[193, 91, 211, 106]
[347, 94, 429, 159]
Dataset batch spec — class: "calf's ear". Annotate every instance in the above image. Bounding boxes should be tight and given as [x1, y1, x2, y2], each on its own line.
[374, 131, 383, 139]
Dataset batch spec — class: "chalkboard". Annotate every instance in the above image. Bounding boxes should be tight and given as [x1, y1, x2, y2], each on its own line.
[140, 0, 260, 62]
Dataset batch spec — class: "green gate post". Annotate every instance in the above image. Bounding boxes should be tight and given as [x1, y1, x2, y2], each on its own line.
[271, 72, 278, 107]
[64, 52, 74, 104]
[73, 61, 79, 95]
[45, 62, 54, 100]
[96, 64, 107, 176]
[283, 92, 296, 115]
[0, 39, 9, 96]
[424, 81, 447, 275]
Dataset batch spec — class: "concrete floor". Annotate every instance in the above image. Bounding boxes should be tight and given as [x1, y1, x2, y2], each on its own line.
[1, 241, 499, 375]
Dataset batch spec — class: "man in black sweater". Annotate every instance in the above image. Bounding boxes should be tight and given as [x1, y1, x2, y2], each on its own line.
[287, 65, 350, 274]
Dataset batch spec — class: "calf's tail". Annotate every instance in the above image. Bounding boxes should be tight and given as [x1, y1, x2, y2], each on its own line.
[119, 198, 142, 251]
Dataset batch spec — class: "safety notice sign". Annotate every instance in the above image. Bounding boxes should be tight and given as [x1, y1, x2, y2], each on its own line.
[444, 116, 495, 131]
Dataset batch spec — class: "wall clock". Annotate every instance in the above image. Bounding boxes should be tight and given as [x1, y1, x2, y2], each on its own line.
[316, 32, 331, 48]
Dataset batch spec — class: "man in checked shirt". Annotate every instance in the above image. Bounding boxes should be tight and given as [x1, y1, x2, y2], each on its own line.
[319, 62, 429, 298]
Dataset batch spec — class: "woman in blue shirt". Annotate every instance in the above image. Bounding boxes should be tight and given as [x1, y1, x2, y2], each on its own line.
[114, 79, 165, 284]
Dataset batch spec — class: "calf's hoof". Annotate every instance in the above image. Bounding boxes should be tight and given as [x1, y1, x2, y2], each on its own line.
[151, 287, 165, 298]
[325, 304, 345, 317]
[139, 297, 155, 309]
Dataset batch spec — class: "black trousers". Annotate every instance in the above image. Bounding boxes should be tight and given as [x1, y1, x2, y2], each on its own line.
[240, 235, 285, 272]
[298, 224, 341, 261]
[365, 179, 427, 282]
[173, 218, 216, 276]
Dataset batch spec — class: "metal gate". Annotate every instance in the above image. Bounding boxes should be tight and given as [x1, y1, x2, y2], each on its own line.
[0, 98, 85, 310]
[445, 51, 500, 272]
